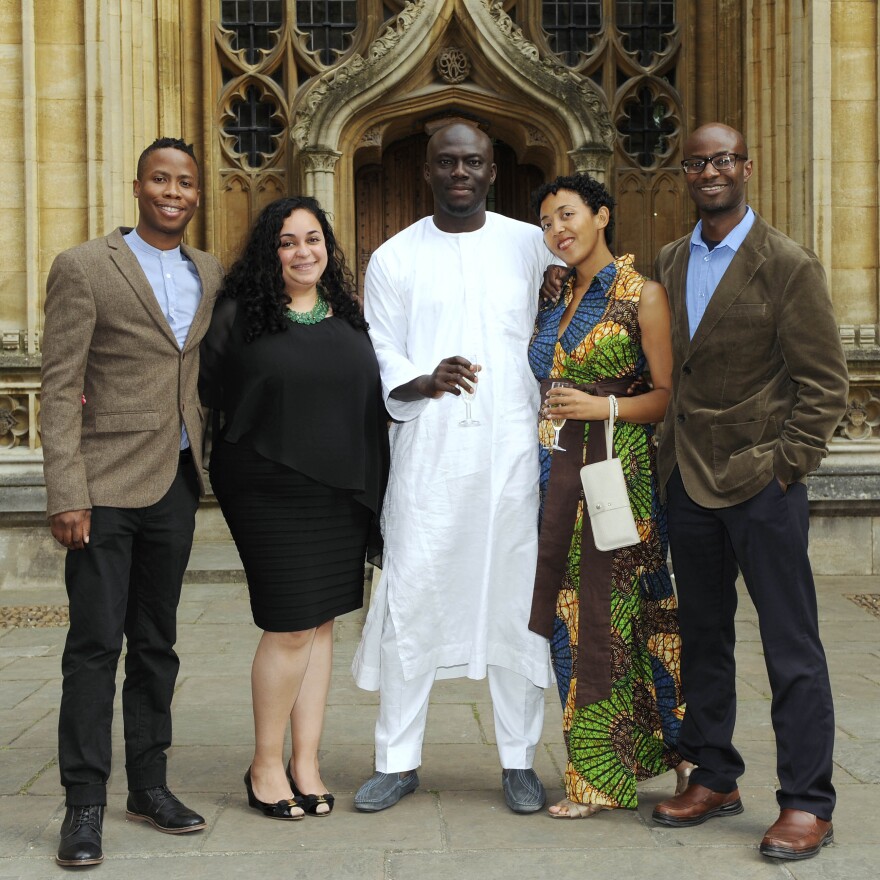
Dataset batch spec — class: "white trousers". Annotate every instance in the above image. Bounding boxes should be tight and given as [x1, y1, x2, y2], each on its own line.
[374, 617, 546, 773]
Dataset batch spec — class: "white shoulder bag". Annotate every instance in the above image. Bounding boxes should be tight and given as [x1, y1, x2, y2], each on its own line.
[579, 395, 641, 552]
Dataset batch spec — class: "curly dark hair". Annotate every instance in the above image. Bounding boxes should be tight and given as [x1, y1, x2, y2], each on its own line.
[530, 174, 615, 247]
[221, 196, 366, 341]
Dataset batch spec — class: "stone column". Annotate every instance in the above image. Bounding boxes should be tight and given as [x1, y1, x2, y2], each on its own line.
[567, 146, 612, 182]
[300, 149, 342, 220]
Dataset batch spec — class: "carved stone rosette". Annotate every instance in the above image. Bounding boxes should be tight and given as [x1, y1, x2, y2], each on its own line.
[436, 47, 471, 84]
[0, 389, 40, 455]
[839, 385, 880, 442]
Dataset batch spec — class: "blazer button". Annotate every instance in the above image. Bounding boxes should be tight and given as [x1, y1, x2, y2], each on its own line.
[682, 365, 692, 374]
[676, 414, 686, 423]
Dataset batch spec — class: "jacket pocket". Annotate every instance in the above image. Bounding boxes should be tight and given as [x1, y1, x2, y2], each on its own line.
[95, 410, 161, 433]
[710, 416, 778, 490]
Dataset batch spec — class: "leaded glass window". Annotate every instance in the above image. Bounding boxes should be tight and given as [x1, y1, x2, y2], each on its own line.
[295, 1, 358, 65]
[615, 0, 675, 66]
[541, 0, 602, 66]
[618, 86, 675, 166]
[221, 0, 283, 65]
[226, 86, 285, 168]
[538, 0, 679, 170]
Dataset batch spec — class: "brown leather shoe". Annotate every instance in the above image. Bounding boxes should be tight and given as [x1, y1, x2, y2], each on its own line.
[652, 783, 743, 827]
[759, 809, 833, 860]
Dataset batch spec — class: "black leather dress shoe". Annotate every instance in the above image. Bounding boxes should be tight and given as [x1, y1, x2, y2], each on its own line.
[125, 785, 206, 834]
[56, 804, 104, 867]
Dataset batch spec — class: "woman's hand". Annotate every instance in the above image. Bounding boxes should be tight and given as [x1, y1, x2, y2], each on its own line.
[542, 386, 611, 421]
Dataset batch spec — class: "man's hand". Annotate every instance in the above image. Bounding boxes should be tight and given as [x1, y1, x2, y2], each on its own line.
[539, 265, 568, 303]
[50, 509, 92, 550]
[390, 356, 481, 401]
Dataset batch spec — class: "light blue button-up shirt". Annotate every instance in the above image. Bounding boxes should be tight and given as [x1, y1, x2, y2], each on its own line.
[686, 207, 755, 339]
[124, 228, 202, 449]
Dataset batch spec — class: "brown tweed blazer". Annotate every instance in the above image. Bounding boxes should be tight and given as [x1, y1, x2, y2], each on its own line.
[41, 228, 224, 517]
[654, 212, 849, 508]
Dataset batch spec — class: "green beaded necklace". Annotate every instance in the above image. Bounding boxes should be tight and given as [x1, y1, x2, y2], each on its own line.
[284, 291, 329, 325]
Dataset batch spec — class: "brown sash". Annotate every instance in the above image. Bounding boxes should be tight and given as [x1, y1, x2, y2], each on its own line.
[528, 376, 636, 708]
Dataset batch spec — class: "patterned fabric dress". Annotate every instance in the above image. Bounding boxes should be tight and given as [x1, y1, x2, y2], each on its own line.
[528, 254, 684, 809]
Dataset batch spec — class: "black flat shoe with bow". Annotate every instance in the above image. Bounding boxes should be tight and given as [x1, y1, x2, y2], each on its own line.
[286, 763, 335, 816]
[244, 768, 304, 820]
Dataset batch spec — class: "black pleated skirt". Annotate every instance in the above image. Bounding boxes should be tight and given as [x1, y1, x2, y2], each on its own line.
[210, 439, 370, 632]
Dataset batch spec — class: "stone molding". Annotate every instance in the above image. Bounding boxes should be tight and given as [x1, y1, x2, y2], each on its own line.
[300, 150, 343, 174]
[290, 0, 614, 177]
[290, 0, 432, 151]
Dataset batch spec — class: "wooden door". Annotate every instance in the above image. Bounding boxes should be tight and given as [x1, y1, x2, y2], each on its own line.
[355, 134, 545, 292]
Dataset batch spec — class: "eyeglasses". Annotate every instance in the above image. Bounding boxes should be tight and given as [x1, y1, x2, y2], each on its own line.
[680, 153, 748, 174]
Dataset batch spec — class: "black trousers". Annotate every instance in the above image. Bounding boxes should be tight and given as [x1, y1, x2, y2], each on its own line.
[666, 466, 835, 820]
[58, 453, 199, 806]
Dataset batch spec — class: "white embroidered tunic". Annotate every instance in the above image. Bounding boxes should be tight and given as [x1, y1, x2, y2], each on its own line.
[352, 213, 555, 689]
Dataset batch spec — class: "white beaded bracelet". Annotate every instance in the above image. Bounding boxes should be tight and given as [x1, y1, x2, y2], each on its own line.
[608, 394, 619, 421]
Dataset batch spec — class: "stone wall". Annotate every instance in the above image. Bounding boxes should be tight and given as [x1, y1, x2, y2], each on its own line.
[2, 1, 880, 582]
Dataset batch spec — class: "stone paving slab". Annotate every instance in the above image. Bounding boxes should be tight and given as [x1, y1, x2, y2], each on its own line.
[413, 743, 562, 792]
[383, 847, 800, 880]
[833, 739, 880, 784]
[0, 748, 55, 796]
[0, 569, 877, 879]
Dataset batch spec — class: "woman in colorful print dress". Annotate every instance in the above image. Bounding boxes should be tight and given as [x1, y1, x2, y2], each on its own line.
[528, 174, 692, 818]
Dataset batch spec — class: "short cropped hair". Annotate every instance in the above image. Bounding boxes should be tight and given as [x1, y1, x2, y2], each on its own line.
[531, 174, 615, 247]
[136, 137, 199, 181]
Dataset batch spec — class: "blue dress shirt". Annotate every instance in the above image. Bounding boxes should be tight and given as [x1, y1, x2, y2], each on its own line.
[124, 228, 202, 449]
[686, 207, 755, 339]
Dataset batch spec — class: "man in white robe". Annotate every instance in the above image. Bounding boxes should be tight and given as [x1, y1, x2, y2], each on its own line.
[352, 122, 555, 813]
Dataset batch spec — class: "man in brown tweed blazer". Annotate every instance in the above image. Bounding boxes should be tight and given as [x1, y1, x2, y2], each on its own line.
[41, 138, 223, 867]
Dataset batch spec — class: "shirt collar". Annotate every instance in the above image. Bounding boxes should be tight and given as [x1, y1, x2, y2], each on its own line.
[125, 227, 183, 260]
[690, 206, 755, 253]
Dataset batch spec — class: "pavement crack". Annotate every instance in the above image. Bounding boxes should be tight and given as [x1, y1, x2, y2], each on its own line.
[432, 789, 450, 850]
[471, 702, 489, 744]
[18, 753, 58, 794]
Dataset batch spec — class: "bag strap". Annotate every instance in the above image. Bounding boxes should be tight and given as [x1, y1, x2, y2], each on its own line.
[604, 395, 615, 460]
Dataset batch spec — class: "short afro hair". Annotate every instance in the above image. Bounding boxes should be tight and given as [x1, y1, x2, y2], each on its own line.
[531, 174, 615, 247]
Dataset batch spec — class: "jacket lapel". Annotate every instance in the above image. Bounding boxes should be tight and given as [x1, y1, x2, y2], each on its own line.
[668, 241, 691, 348]
[687, 216, 768, 356]
[180, 245, 219, 352]
[106, 229, 179, 347]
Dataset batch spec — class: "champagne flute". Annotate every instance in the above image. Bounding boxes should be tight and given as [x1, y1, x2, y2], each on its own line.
[549, 380, 567, 451]
[459, 356, 480, 427]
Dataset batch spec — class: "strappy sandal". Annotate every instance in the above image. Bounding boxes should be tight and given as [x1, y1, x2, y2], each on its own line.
[286, 764, 335, 816]
[548, 798, 612, 819]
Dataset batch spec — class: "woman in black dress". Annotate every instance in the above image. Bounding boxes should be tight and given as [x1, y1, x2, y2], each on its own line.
[200, 197, 388, 820]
